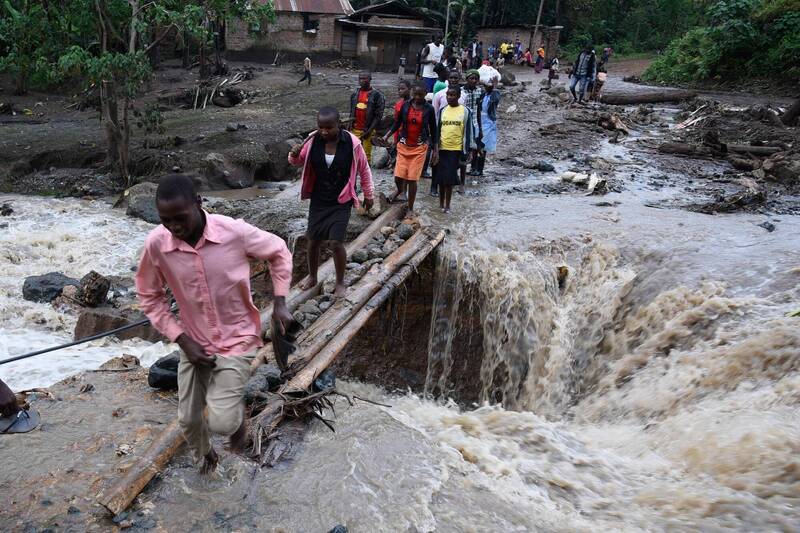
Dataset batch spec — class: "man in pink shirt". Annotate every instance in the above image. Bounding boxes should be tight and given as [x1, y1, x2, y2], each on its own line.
[135, 174, 293, 473]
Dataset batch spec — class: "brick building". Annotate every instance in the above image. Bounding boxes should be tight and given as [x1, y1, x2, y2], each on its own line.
[476, 24, 562, 62]
[338, 1, 442, 70]
[226, 0, 441, 70]
[227, 0, 355, 62]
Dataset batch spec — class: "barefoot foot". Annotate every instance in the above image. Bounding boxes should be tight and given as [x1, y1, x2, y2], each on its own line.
[298, 277, 318, 291]
[333, 283, 347, 300]
[228, 420, 248, 454]
[201, 448, 219, 474]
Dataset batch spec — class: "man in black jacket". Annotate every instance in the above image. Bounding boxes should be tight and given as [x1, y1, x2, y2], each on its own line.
[349, 72, 385, 165]
[569, 44, 596, 104]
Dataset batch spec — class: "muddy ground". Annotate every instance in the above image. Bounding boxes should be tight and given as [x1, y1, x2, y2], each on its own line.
[0, 58, 798, 529]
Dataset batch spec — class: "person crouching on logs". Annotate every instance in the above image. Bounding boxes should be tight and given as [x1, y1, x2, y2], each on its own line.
[289, 106, 375, 299]
[135, 174, 294, 474]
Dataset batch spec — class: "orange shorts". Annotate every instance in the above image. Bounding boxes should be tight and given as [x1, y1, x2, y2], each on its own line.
[394, 142, 428, 181]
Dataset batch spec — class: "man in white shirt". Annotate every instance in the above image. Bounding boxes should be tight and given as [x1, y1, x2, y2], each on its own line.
[421, 36, 444, 94]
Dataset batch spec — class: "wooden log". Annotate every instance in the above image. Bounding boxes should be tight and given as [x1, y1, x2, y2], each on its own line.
[251, 229, 445, 458]
[725, 144, 782, 156]
[96, 420, 184, 515]
[259, 203, 404, 331]
[657, 142, 715, 157]
[601, 90, 696, 105]
[284, 228, 445, 375]
[253, 204, 405, 370]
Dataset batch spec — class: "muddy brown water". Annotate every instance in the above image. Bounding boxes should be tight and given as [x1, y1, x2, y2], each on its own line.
[1, 65, 799, 531]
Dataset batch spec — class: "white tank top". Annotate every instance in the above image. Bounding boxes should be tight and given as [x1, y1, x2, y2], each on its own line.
[422, 42, 444, 79]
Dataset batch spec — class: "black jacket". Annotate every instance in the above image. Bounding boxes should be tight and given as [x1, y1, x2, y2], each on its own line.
[572, 50, 597, 79]
[388, 101, 438, 147]
[349, 88, 386, 133]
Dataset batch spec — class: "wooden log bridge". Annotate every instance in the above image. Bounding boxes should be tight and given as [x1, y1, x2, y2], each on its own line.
[96, 211, 444, 516]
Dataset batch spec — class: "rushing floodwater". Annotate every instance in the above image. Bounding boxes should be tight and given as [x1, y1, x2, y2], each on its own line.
[0, 196, 174, 389]
[1, 157, 799, 531]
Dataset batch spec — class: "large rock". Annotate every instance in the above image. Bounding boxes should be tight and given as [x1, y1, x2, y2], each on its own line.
[74, 307, 163, 342]
[371, 146, 390, 169]
[78, 270, 110, 307]
[147, 351, 180, 390]
[126, 182, 159, 224]
[203, 152, 254, 189]
[262, 140, 297, 181]
[498, 67, 516, 86]
[22, 272, 79, 303]
[761, 152, 800, 184]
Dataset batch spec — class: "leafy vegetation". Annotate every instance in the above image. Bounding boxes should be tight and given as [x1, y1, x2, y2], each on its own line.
[644, 0, 800, 83]
[0, 0, 274, 183]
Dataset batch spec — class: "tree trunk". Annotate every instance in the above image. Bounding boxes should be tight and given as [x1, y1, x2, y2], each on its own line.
[96, 420, 184, 516]
[182, 30, 191, 69]
[658, 142, 715, 157]
[481, 0, 490, 26]
[457, 6, 467, 48]
[258, 204, 405, 334]
[782, 99, 800, 126]
[251, 229, 446, 459]
[600, 89, 696, 105]
[284, 229, 446, 386]
[279, 229, 444, 378]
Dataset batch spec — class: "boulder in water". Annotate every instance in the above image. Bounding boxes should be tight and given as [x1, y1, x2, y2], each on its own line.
[79, 270, 110, 307]
[22, 272, 80, 303]
[125, 182, 160, 224]
[147, 351, 180, 390]
[74, 306, 163, 342]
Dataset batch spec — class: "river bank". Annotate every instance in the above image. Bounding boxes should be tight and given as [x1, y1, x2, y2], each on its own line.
[1, 60, 799, 531]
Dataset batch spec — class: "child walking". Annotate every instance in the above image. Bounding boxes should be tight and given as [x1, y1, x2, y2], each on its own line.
[388, 79, 412, 186]
[435, 86, 475, 213]
[383, 81, 438, 216]
[474, 82, 500, 177]
[289, 107, 375, 299]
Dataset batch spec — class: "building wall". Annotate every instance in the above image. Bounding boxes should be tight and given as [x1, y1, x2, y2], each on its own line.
[227, 12, 342, 56]
[365, 16, 426, 28]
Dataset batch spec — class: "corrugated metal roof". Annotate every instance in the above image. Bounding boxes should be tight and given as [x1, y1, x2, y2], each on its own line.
[272, 0, 354, 15]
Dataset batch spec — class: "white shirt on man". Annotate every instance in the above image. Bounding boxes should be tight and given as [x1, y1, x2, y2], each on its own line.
[422, 42, 444, 79]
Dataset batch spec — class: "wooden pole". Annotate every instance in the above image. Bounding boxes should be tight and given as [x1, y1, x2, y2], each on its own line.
[531, 0, 545, 52]
[96, 420, 184, 516]
[258, 203, 404, 332]
[600, 90, 696, 105]
[251, 229, 445, 457]
[283, 228, 445, 374]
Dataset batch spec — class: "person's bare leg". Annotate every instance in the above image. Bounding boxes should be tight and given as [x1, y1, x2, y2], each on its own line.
[406, 180, 418, 215]
[202, 447, 219, 474]
[299, 239, 321, 290]
[439, 183, 446, 209]
[228, 408, 248, 453]
[390, 176, 406, 202]
[445, 185, 453, 211]
[459, 164, 466, 194]
[332, 240, 347, 299]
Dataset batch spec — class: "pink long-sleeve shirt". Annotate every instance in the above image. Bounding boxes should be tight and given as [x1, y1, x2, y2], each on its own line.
[288, 131, 374, 208]
[135, 212, 292, 357]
